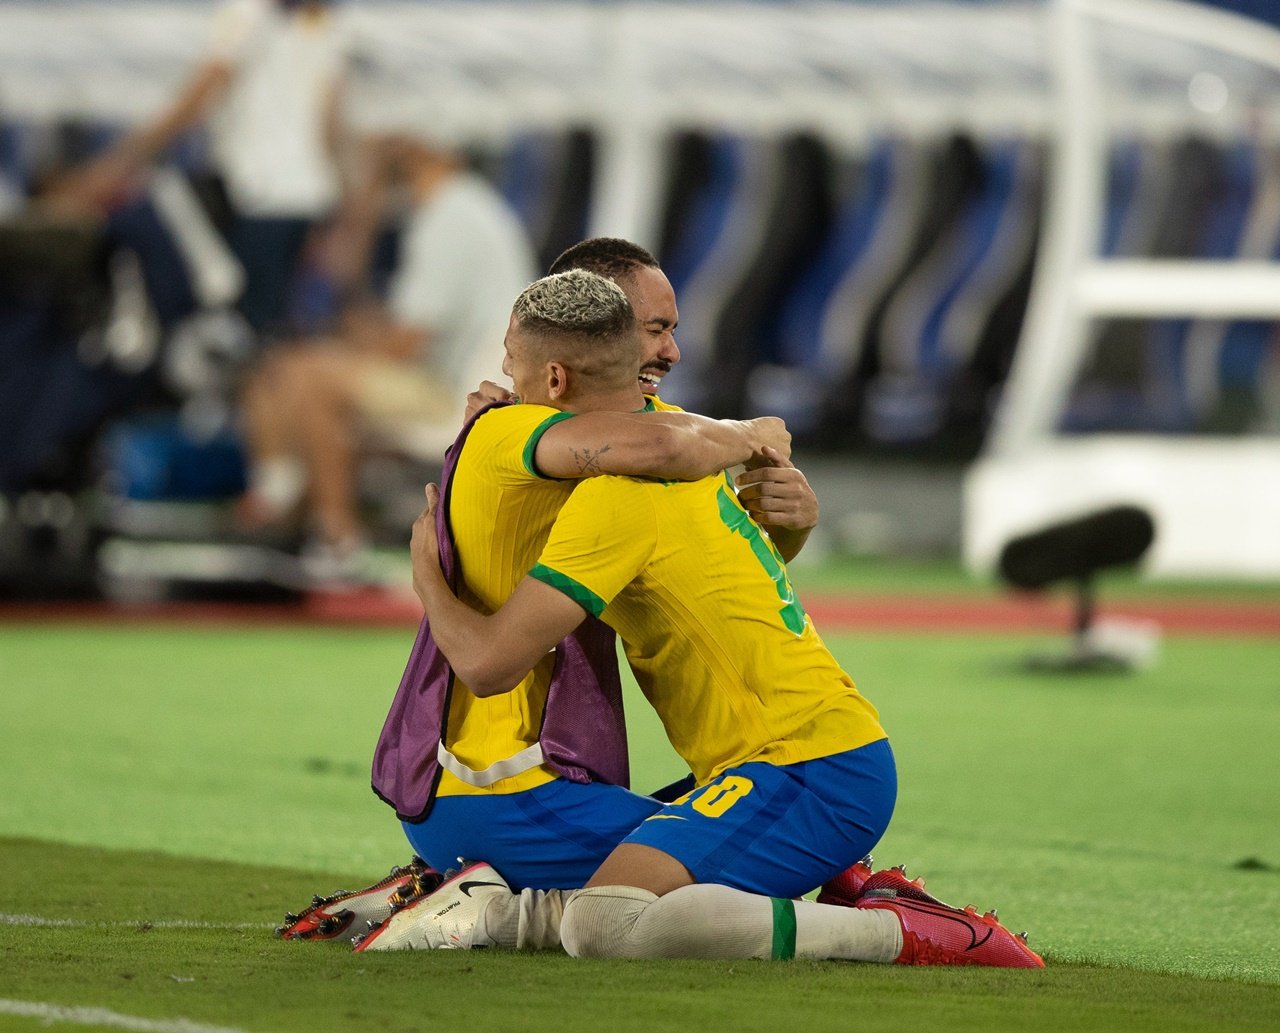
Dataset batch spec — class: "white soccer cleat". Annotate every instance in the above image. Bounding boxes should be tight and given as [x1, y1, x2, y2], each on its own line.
[353, 861, 510, 952]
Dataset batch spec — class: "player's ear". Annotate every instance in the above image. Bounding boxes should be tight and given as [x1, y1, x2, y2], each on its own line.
[546, 360, 570, 401]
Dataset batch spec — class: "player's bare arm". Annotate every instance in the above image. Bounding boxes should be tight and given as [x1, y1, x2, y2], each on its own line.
[569, 445, 612, 475]
[735, 446, 819, 563]
[535, 412, 791, 481]
[411, 484, 587, 698]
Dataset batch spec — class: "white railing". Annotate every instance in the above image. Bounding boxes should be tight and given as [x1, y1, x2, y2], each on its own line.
[971, 0, 1280, 578]
[990, 0, 1280, 454]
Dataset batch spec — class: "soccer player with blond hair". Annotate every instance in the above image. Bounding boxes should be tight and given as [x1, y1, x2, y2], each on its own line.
[357, 272, 1044, 969]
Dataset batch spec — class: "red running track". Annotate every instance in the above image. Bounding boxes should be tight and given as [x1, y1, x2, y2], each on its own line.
[2, 588, 1277, 636]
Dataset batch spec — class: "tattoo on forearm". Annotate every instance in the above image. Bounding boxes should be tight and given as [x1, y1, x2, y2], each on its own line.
[571, 444, 612, 474]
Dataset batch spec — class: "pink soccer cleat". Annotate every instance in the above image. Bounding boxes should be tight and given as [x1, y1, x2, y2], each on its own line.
[859, 863, 948, 907]
[856, 894, 1045, 968]
[818, 859, 944, 909]
[815, 855, 875, 907]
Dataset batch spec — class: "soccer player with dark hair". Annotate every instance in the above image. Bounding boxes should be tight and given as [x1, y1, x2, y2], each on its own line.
[279, 249, 887, 949]
[469, 237, 821, 563]
[354, 275, 1044, 968]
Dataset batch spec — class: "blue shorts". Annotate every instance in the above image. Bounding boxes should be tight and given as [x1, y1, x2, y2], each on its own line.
[622, 739, 897, 899]
[402, 779, 663, 892]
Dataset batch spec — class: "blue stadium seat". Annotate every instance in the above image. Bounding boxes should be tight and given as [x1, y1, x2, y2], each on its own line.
[655, 133, 773, 413]
[864, 138, 1041, 445]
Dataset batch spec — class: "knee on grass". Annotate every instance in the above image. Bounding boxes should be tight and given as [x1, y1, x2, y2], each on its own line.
[560, 885, 659, 959]
[561, 883, 775, 960]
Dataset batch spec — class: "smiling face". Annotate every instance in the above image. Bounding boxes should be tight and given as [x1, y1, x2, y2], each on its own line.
[617, 265, 680, 395]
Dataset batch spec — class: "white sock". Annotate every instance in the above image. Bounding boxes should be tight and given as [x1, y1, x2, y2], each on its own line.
[560, 884, 902, 962]
[249, 457, 306, 515]
[478, 889, 567, 951]
[793, 897, 901, 961]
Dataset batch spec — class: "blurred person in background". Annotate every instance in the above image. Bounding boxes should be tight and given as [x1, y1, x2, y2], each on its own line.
[0, 0, 350, 515]
[236, 133, 538, 577]
[57, 0, 353, 336]
[1, 119, 241, 497]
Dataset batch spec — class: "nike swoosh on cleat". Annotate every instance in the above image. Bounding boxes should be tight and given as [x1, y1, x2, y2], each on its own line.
[898, 899, 994, 951]
[457, 881, 506, 897]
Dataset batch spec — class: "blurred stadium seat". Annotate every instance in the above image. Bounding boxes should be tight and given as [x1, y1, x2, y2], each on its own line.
[1, 0, 1278, 597]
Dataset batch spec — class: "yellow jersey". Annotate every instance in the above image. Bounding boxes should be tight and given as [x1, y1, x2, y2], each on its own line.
[532, 472, 886, 786]
[436, 402, 580, 796]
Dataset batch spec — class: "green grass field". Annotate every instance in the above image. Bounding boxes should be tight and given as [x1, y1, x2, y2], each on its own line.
[2, 575, 1279, 1032]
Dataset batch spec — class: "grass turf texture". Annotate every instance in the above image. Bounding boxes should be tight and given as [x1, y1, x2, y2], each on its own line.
[2, 607, 1278, 1031]
[3, 841, 1279, 1033]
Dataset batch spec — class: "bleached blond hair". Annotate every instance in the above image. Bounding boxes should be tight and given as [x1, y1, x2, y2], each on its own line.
[510, 270, 640, 387]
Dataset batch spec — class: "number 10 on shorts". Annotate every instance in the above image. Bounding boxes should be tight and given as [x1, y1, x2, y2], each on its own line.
[678, 775, 755, 818]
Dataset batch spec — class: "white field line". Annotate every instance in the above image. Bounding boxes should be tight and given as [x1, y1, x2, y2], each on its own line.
[0, 999, 254, 1033]
[1, 912, 272, 931]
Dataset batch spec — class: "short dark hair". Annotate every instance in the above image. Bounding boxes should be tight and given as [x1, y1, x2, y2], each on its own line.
[547, 238, 660, 283]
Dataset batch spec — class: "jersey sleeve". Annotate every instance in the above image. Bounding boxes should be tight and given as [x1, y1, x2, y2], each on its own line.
[469, 404, 576, 483]
[521, 412, 576, 479]
[529, 478, 656, 616]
